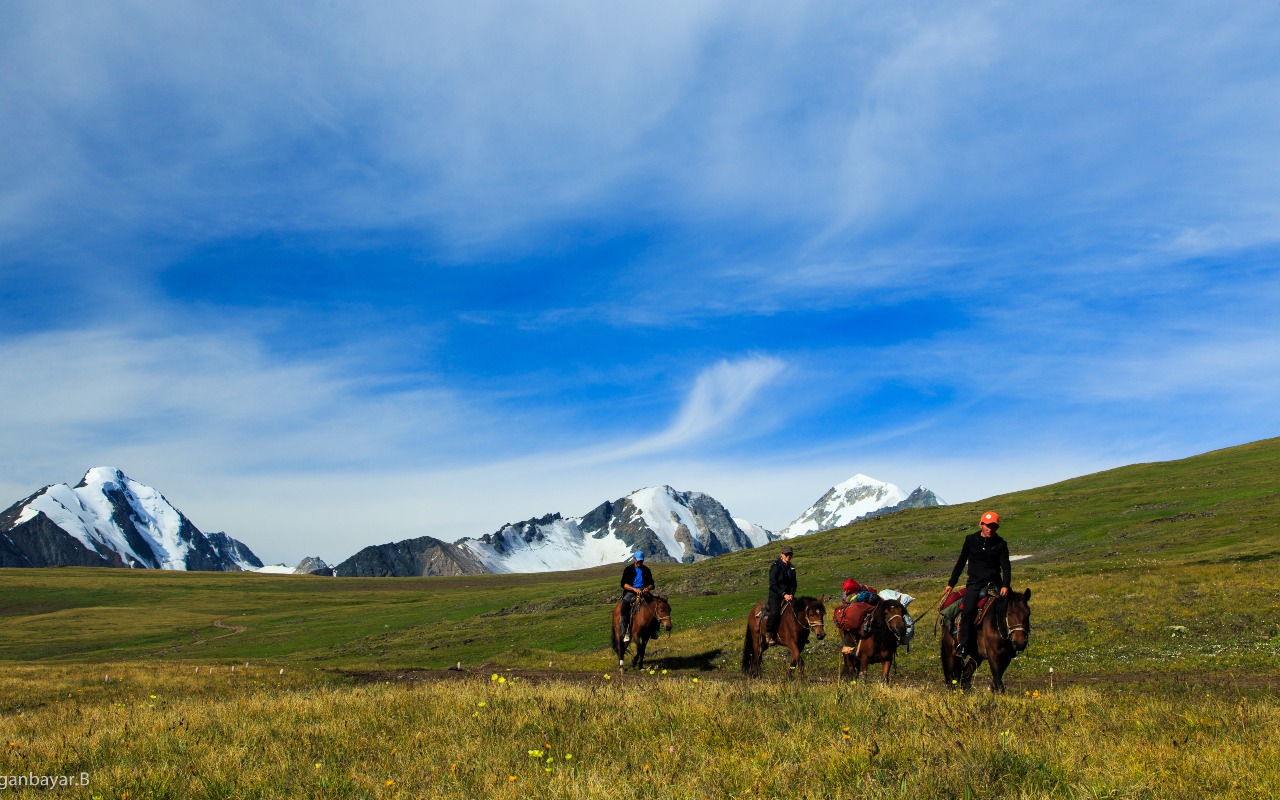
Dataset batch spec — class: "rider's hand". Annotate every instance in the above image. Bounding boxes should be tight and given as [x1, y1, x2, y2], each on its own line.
[944, 586, 952, 594]
[999, 587, 1008, 597]
[784, 594, 793, 602]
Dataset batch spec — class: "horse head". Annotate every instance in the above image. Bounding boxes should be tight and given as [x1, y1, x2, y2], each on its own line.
[802, 595, 827, 641]
[1003, 588, 1032, 652]
[880, 598, 909, 643]
[651, 595, 673, 633]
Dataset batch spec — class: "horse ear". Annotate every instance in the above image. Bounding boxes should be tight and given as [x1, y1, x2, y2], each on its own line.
[1023, 588, 1032, 602]
[820, 594, 829, 603]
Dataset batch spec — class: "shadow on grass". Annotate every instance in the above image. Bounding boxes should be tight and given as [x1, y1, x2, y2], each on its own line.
[653, 648, 723, 671]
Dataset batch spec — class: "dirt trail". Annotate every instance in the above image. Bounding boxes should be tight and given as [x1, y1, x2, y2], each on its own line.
[211, 618, 247, 637]
[336, 665, 1280, 691]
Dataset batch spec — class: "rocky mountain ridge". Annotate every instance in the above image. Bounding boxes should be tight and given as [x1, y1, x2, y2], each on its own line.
[0, 467, 261, 571]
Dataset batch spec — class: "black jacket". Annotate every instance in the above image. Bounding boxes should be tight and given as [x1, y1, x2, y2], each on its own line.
[768, 557, 796, 599]
[621, 563, 654, 592]
[948, 531, 1011, 588]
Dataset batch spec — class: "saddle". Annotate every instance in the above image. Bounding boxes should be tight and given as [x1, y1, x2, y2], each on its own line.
[942, 586, 1000, 636]
[757, 599, 797, 632]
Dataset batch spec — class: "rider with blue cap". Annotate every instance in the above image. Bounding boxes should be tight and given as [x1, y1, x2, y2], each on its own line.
[620, 551, 655, 643]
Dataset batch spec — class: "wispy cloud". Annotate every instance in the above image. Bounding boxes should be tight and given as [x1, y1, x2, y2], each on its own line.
[599, 356, 787, 461]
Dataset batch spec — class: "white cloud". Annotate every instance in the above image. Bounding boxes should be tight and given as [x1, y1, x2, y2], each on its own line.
[0, 326, 476, 481]
[582, 356, 786, 462]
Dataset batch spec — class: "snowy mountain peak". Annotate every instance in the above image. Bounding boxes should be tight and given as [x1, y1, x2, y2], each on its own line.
[453, 484, 761, 574]
[778, 474, 944, 538]
[1, 468, 262, 571]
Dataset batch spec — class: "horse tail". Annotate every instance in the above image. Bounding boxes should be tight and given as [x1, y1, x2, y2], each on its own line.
[741, 622, 755, 673]
[610, 606, 622, 658]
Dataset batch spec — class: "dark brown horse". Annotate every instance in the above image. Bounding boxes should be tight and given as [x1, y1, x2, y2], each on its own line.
[838, 598, 909, 683]
[741, 596, 827, 678]
[611, 594, 672, 670]
[941, 588, 1032, 692]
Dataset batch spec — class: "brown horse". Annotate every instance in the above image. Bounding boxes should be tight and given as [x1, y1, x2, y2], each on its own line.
[611, 594, 672, 670]
[941, 587, 1032, 692]
[741, 596, 827, 678]
[838, 598, 909, 684]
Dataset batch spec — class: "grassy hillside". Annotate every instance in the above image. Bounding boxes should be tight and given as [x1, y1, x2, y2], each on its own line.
[2, 439, 1279, 798]
[1, 437, 1278, 682]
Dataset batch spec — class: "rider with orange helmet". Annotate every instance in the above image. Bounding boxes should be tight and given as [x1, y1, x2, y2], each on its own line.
[944, 510, 1011, 658]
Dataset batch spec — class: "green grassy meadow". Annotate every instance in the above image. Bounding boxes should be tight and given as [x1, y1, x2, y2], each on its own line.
[2, 437, 1279, 797]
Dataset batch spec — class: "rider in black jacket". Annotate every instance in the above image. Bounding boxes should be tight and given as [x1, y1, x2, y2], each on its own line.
[766, 545, 796, 644]
[620, 552, 655, 643]
[945, 510, 1012, 657]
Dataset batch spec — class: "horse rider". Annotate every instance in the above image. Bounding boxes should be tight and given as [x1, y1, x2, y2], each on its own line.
[620, 551, 654, 643]
[944, 510, 1011, 658]
[765, 545, 796, 645]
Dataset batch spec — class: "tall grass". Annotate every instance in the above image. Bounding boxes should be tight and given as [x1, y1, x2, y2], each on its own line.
[0, 663, 1276, 799]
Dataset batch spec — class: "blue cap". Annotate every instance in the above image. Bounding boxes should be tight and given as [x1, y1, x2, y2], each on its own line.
[634, 552, 644, 561]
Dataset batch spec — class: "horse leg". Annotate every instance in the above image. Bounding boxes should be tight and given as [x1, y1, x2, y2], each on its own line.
[959, 654, 978, 691]
[991, 648, 1013, 693]
[633, 636, 647, 670]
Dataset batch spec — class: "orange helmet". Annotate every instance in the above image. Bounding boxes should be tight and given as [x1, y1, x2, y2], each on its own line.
[842, 578, 859, 594]
[980, 510, 1000, 526]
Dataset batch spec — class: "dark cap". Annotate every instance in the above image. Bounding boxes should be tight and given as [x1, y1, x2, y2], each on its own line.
[780, 546, 793, 555]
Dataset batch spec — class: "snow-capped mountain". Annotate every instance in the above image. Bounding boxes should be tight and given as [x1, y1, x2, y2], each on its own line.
[458, 485, 759, 573]
[334, 485, 766, 577]
[778, 474, 944, 538]
[0, 467, 262, 571]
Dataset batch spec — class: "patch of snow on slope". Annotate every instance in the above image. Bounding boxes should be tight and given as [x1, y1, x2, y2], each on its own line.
[254, 564, 297, 574]
[628, 486, 700, 560]
[733, 517, 773, 548]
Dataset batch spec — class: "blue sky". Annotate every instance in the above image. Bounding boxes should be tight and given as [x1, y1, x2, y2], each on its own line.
[3, 2, 1279, 564]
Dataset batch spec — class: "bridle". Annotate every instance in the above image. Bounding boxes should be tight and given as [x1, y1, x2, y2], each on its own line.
[998, 598, 1029, 643]
[640, 595, 672, 629]
[882, 604, 908, 644]
[797, 602, 825, 637]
